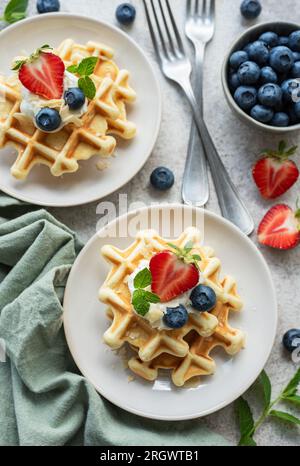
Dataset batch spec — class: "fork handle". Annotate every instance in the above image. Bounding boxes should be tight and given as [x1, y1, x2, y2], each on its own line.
[179, 78, 254, 236]
[182, 44, 209, 207]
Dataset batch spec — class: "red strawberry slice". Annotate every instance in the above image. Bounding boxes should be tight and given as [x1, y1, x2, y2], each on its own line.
[149, 251, 199, 302]
[253, 158, 299, 199]
[252, 141, 299, 199]
[19, 52, 65, 100]
[258, 204, 300, 250]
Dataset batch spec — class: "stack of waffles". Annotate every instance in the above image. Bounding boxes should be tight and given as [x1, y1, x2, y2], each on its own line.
[99, 227, 246, 387]
[0, 39, 137, 179]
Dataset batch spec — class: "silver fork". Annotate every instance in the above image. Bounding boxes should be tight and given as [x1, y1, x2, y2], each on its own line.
[143, 0, 254, 235]
[182, 0, 215, 207]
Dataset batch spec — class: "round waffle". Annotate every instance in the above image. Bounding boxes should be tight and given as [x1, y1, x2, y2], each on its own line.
[99, 228, 245, 387]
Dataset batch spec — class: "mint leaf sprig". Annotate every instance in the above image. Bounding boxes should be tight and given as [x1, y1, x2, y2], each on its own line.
[236, 368, 300, 446]
[168, 241, 201, 270]
[131, 268, 160, 317]
[1, 0, 28, 24]
[67, 57, 98, 100]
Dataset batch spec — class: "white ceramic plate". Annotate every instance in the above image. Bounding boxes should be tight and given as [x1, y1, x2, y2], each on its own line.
[64, 204, 277, 421]
[0, 13, 161, 207]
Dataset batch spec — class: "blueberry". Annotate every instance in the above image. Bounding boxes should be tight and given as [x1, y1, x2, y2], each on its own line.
[163, 305, 188, 329]
[229, 51, 249, 70]
[294, 101, 300, 119]
[64, 88, 86, 110]
[234, 86, 257, 110]
[37, 0, 60, 13]
[237, 61, 260, 85]
[289, 105, 300, 124]
[258, 83, 282, 108]
[291, 61, 300, 78]
[240, 0, 262, 19]
[289, 30, 300, 52]
[260, 66, 278, 84]
[292, 52, 300, 61]
[282, 329, 300, 353]
[270, 112, 290, 127]
[278, 36, 289, 46]
[243, 43, 252, 54]
[269, 46, 294, 73]
[258, 32, 278, 48]
[150, 167, 174, 190]
[248, 41, 269, 66]
[190, 285, 217, 312]
[35, 108, 61, 132]
[228, 72, 240, 91]
[116, 3, 136, 25]
[281, 79, 300, 103]
[250, 104, 274, 123]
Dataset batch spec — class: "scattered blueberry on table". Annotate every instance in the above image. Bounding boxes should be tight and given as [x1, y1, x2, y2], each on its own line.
[282, 329, 300, 353]
[35, 108, 61, 132]
[228, 28, 300, 127]
[116, 3, 136, 25]
[37, 0, 60, 14]
[163, 305, 188, 329]
[240, 0, 262, 20]
[150, 167, 174, 191]
[64, 88, 86, 110]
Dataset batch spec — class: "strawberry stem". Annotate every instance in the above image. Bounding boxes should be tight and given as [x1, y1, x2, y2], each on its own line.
[167, 242, 201, 270]
[261, 140, 298, 162]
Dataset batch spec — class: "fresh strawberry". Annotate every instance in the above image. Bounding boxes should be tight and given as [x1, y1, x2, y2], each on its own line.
[149, 243, 200, 302]
[258, 204, 300, 250]
[253, 141, 299, 199]
[16, 46, 65, 100]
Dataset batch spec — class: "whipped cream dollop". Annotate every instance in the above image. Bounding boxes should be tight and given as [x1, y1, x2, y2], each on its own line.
[127, 259, 204, 330]
[20, 71, 88, 132]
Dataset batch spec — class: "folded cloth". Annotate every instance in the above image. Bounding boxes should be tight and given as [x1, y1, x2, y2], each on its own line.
[0, 193, 230, 446]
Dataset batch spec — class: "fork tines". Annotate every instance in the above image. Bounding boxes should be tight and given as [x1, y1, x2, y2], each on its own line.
[187, 0, 215, 19]
[143, 0, 185, 61]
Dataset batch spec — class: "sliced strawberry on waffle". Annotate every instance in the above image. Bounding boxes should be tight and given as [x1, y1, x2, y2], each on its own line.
[258, 204, 300, 250]
[149, 243, 200, 302]
[253, 141, 299, 199]
[15, 45, 65, 100]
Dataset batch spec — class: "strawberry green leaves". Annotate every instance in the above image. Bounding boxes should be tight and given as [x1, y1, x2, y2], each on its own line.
[11, 44, 52, 71]
[236, 368, 300, 446]
[167, 241, 201, 270]
[1, 0, 28, 24]
[131, 268, 160, 317]
[67, 56, 98, 100]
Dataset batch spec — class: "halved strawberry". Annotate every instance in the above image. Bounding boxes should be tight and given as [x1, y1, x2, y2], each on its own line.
[253, 141, 299, 199]
[258, 204, 300, 250]
[149, 250, 199, 303]
[18, 50, 65, 100]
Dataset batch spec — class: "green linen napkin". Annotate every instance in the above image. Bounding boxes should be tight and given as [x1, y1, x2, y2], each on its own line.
[0, 192, 230, 446]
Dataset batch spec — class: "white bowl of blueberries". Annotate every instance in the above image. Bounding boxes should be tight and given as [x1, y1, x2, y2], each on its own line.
[222, 22, 300, 133]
